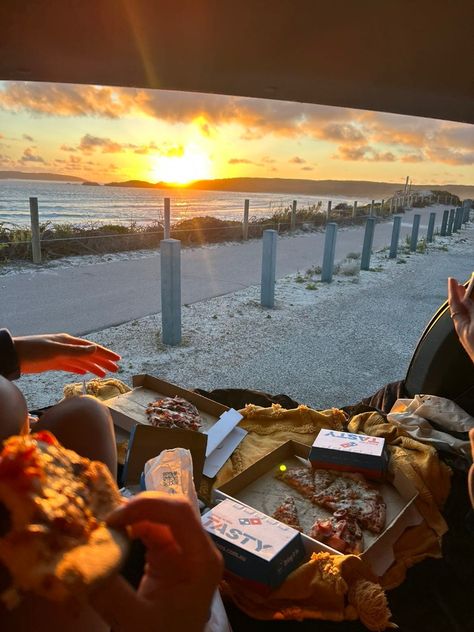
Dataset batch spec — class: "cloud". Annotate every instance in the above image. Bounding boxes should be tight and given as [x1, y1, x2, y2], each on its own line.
[60, 144, 77, 152]
[290, 156, 306, 164]
[401, 151, 425, 163]
[425, 146, 474, 165]
[22, 133, 34, 142]
[261, 156, 277, 164]
[79, 134, 123, 153]
[335, 145, 396, 162]
[301, 166, 314, 171]
[317, 123, 366, 143]
[20, 147, 45, 163]
[228, 158, 256, 165]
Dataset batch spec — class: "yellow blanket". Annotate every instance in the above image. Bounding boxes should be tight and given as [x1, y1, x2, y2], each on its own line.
[217, 404, 451, 629]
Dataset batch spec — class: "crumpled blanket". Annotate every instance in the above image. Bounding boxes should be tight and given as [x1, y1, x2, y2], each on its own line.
[387, 394, 474, 458]
[216, 404, 452, 629]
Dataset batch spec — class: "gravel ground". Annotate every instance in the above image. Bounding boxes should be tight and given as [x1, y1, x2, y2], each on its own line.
[19, 225, 474, 410]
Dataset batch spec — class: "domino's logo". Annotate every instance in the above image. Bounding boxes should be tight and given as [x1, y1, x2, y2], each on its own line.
[239, 518, 262, 526]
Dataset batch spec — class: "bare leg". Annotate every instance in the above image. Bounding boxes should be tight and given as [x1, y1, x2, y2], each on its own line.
[0, 376, 29, 442]
[34, 396, 117, 477]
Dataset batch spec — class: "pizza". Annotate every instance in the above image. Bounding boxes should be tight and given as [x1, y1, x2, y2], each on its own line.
[310, 509, 363, 554]
[0, 431, 128, 607]
[146, 396, 202, 431]
[272, 496, 302, 531]
[277, 463, 386, 539]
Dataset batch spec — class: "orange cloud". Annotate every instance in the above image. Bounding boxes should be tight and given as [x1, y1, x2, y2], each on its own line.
[335, 145, 396, 162]
[290, 156, 306, 164]
[20, 147, 45, 164]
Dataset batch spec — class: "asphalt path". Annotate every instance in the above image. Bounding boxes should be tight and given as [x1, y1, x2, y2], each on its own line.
[0, 205, 455, 336]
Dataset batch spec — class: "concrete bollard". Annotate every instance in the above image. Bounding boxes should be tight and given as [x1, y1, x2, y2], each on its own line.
[370, 200, 375, 216]
[261, 230, 278, 308]
[243, 199, 249, 240]
[426, 212, 436, 243]
[321, 223, 337, 283]
[440, 210, 449, 236]
[29, 197, 42, 264]
[389, 216, 402, 258]
[327, 200, 332, 220]
[446, 209, 455, 235]
[352, 200, 358, 218]
[164, 197, 171, 239]
[410, 214, 421, 252]
[291, 200, 297, 232]
[361, 217, 376, 270]
[160, 239, 181, 345]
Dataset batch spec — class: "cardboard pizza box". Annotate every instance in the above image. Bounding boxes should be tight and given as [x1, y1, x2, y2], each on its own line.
[214, 441, 422, 577]
[106, 374, 229, 434]
[202, 498, 306, 592]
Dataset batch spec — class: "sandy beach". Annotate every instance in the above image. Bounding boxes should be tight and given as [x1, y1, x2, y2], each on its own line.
[17, 222, 473, 411]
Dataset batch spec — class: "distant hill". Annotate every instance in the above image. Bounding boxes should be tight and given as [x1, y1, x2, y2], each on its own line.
[0, 170, 85, 183]
[105, 176, 474, 199]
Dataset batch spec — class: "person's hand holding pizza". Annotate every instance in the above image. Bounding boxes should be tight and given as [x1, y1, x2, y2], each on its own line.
[92, 492, 223, 632]
[448, 275, 474, 363]
[13, 333, 121, 377]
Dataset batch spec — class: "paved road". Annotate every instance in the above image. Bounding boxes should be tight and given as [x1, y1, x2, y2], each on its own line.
[0, 205, 456, 335]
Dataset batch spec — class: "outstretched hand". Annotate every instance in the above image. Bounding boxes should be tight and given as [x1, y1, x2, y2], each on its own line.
[13, 333, 121, 377]
[448, 276, 474, 363]
[92, 492, 223, 632]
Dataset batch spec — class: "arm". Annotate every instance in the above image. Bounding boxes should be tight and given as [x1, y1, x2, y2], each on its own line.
[2, 332, 121, 378]
[92, 492, 223, 632]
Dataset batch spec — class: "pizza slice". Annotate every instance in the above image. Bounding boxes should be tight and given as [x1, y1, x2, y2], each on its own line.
[272, 496, 302, 531]
[313, 469, 386, 534]
[276, 464, 316, 502]
[309, 509, 363, 554]
[0, 431, 128, 608]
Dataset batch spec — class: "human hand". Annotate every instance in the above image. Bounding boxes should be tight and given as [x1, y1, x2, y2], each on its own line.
[91, 492, 223, 632]
[448, 276, 474, 363]
[13, 333, 121, 377]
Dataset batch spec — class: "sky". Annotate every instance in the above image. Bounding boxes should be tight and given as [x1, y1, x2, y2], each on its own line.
[0, 80, 473, 186]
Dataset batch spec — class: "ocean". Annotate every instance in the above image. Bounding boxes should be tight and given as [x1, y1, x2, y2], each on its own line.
[0, 180, 369, 227]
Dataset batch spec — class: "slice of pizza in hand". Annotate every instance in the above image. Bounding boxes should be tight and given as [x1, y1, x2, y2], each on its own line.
[0, 431, 128, 608]
[310, 509, 363, 554]
[272, 496, 303, 531]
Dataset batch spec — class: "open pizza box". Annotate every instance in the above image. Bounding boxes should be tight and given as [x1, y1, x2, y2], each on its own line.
[213, 440, 423, 577]
[109, 374, 247, 493]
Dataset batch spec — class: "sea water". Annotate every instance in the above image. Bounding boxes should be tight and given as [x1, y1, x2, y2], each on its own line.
[0, 179, 367, 227]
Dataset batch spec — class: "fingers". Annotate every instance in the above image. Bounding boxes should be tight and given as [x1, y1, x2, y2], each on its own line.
[57, 335, 121, 361]
[107, 492, 212, 562]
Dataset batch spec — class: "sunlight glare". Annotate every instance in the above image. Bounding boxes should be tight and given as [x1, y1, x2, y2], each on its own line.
[150, 145, 212, 185]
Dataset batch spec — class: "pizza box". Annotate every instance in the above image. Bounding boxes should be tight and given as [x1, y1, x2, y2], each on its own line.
[309, 429, 388, 479]
[202, 498, 306, 592]
[213, 441, 422, 577]
[106, 374, 229, 434]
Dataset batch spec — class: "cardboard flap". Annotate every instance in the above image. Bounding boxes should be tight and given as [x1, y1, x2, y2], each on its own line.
[122, 424, 207, 489]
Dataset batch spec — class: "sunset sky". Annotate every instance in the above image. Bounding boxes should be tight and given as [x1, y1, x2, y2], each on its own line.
[0, 81, 473, 186]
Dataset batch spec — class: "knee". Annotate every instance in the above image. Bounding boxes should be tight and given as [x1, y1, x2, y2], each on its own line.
[0, 376, 29, 441]
[57, 395, 113, 431]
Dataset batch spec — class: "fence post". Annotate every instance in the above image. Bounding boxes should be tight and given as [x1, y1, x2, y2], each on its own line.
[326, 200, 332, 220]
[243, 199, 249, 240]
[454, 207, 463, 232]
[463, 205, 471, 223]
[426, 212, 436, 243]
[410, 214, 421, 252]
[380, 199, 385, 214]
[261, 230, 277, 308]
[291, 199, 297, 232]
[361, 217, 376, 270]
[321, 223, 337, 283]
[370, 200, 375, 216]
[389, 216, 402, 259]
[29, 197, 42, 264]
[447, 209, 455, 235]
[164, 198, 171, 239]
[440, 210, 449, 236]
[389, 198, 393, 214]
[352, 200, 358, 219]
[160, 239, 181, 345]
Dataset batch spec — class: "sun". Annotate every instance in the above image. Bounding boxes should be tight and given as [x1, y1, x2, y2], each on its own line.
[150, 145, 212, 185]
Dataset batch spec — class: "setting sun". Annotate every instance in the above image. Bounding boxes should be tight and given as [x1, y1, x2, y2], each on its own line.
[149, 145, 212, 185]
